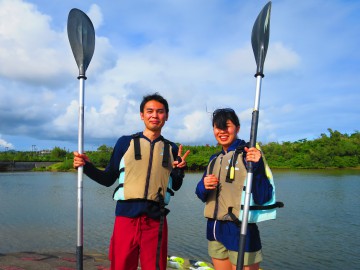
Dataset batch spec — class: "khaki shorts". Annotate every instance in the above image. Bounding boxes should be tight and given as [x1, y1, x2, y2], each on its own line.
[208, 240, 263, 266]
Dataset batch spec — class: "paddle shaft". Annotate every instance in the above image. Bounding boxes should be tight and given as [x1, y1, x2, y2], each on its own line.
[67, 8, 95, 270]
[76, 77, 85, 270]
[236, 75, 262, 269]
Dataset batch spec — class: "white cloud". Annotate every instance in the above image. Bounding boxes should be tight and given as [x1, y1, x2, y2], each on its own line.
[0, 0, 359, 150]
[87, 4, 103, 30]
[53, 100, 78, 133]
[0, 0, 71, 84]
[223, 45, 254, 75]
[266, 42, 300, 72]
[173, 111, 212, 144]
[0, 136, 14, 149]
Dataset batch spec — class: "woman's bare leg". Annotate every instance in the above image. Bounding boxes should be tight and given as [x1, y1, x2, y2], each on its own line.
[212, 258, 233, 270]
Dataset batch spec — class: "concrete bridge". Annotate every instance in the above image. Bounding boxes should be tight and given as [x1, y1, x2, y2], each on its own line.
[0, 161, 57, 172]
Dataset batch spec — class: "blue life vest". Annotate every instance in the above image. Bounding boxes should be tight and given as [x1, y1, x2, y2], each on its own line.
[239, 144, 282, 223]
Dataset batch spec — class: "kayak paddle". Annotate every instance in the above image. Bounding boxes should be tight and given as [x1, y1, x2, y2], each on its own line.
[67, 8, 95, 270]
[236, 2, 272, 269]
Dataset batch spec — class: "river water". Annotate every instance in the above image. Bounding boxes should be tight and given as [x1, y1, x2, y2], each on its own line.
[0, 170, 359, 269]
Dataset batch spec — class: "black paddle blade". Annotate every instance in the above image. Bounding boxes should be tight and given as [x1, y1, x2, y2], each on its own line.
[67, 8, 95, 77]
[251, 1, 271, 76]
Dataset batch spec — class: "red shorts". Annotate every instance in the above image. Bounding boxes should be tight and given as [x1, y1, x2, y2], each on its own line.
[109, 215, 168, 270]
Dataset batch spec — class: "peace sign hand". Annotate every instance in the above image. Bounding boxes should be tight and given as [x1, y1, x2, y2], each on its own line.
[173, 144, 190, 168]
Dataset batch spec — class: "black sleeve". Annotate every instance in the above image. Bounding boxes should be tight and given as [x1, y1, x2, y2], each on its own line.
[171, 167, 185, 191]
[169, 142, 185, 191]
[83, 160, 119, 187]
[82, 137, 127, 187]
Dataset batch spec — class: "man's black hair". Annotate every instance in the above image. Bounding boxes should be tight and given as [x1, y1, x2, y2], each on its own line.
[140, 92, 169, 113]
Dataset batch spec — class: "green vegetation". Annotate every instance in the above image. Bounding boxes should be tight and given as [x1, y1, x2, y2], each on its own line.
[186, 129, 360, 170]
[1, 129, 359, 171]
[0, 146, 69, 162]
[261, 129, 360, 169]
[182, 145, 221, 171]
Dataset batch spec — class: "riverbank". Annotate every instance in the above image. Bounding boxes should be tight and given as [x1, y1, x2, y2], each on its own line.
[3, 165, 360, 174]
[0, 251, 110, 270]
[1, 159, 360, 173]
[0, 252, 214, 270]
[0, 162, 58, 172]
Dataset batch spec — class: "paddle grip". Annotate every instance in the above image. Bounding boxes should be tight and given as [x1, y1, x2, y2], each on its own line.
[76, 246, 83, 270]
[248, 110, 259, 173]
[249, 110, 259, 148]
[236, 234, 247, 270]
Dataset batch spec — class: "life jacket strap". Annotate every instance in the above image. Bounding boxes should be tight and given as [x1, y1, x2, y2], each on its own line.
[112, 183, 124, 199]
[167, 187, 175, 196]
[240, 201, 284, 210]
[162, 138, 170, 168]
[156, 187, 166, 270]
[208, 153, 220, 175]
[228, 207, 241, 227]
[133, 133, 171, 168]
[132, 133, 142, 160]
[227, 201, 284, 226]
[225, 145, 245, 183]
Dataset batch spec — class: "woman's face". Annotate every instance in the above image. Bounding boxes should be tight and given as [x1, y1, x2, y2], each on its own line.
[213, 119, 240, 152]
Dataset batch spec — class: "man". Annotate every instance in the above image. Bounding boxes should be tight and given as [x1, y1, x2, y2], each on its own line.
[73, 93, 190, 270]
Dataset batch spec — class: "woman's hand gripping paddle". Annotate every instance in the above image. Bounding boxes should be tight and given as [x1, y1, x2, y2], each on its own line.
[236, 2, 272, 269]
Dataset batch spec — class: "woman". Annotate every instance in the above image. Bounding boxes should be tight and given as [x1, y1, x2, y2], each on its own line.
[195, 108, 273, 270]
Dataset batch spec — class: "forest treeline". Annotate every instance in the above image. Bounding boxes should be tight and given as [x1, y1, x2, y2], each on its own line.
[0, 129, 359, 170]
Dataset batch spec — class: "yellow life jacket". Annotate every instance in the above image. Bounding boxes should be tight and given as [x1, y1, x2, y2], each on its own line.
[113, 133, 175, 204]
[204, 143, 283, 223]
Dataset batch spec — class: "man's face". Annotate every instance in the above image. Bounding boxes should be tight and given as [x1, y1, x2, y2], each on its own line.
[140, 100, 168, 132]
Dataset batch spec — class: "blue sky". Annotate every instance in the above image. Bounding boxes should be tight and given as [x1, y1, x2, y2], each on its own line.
[0, 0, 359, 151]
